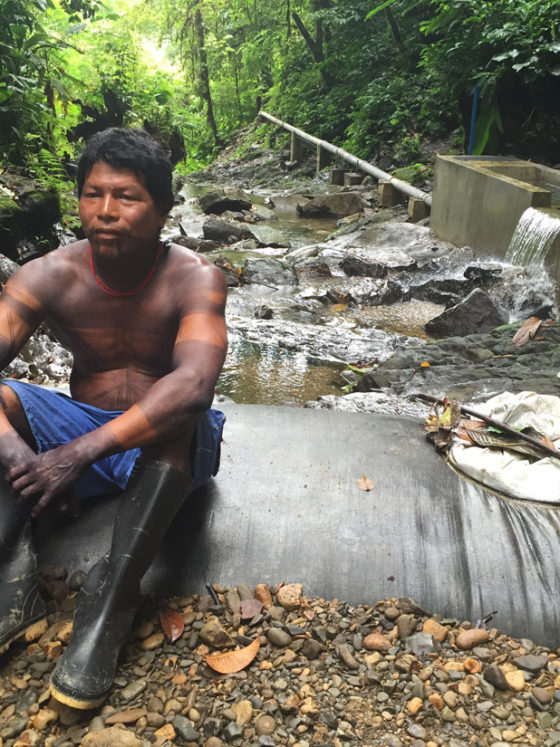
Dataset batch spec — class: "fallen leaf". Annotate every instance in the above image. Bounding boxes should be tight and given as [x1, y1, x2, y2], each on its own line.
[423, 412, 440, 433]
[439, 400, 461, 429]
[205, 637, 260, 674]
[541, 435, 555, 450]
[420, 361, 431, 367]
[357, 474, 374, 491]
[158, 609, 184, 643]
[512, 316, 541, 346]
[331, 303, 347, 312]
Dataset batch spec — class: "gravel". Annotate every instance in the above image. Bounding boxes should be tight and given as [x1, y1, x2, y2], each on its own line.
[1, 575, 560, 746]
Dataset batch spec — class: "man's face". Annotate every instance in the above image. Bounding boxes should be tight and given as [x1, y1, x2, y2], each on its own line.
[79, 161, 167, 258]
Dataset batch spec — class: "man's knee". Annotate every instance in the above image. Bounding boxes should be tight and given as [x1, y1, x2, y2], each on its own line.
[141, 419, 198, 474]
[0, 384, 24, 422]
[0, 384, 34, 444]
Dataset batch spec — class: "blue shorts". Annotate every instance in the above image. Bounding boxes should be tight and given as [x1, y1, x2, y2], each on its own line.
[2, 380, 225, 500]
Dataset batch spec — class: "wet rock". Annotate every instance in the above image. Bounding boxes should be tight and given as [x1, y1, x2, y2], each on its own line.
[176, 235, 222, 252]
[297, 192, 364, 218]
[248, 223, 291, 248]
[199, 189, 252, 214]
[340, 254, 388, 279]
[424, 289, 507, 337]
[253, 304, 274, 319]
[202, 217, 250, 243]
[243, 257, 297, 287]
[0, 254, 20, 282]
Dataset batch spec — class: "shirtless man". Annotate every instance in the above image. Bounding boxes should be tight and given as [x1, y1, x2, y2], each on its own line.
[0, 128, 227, 708]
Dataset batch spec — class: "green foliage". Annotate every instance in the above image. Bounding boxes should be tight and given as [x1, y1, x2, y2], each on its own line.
[1, 0, 559, 199]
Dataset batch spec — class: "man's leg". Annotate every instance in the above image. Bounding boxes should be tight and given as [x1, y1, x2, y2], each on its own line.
[0, 384, 47, 653]
[50, 423, 197, 709]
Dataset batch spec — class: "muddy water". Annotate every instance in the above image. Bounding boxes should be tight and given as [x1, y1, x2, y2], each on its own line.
[172, 182, 432, 406]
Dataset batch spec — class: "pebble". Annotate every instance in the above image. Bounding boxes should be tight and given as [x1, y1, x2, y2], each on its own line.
[455, 628, 490, 649]
[1, 584, 559, 747]
[267, 628, 292, 647]
[276, 584, 302, 610]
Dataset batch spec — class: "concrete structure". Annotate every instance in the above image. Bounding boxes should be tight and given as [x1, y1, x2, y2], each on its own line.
[431, 155, 560, 257]
[37, 403, 560, 647]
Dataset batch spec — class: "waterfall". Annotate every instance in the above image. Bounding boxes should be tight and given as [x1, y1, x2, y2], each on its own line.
[506, 207, 560, 266]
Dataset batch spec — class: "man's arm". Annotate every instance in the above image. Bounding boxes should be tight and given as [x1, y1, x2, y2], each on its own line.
[8, 261, 228, 514]
[0, 267, 47, 469]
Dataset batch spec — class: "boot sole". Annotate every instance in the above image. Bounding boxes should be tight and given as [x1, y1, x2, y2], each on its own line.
[49, 679, 107, 710]
[0, 616, 48, 655]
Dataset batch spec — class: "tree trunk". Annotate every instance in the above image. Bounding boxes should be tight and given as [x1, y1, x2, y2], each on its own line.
[291, 10, 335, 89]
[383, 7, 408, 62]
[194, 8, 222, 146]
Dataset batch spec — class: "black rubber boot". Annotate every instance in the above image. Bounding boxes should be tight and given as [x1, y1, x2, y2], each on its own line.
[50, 460, 190, 709]
[0, 478, 46, 654]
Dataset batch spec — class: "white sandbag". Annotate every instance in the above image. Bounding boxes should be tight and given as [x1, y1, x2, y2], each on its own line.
[449, 391, 560, 504]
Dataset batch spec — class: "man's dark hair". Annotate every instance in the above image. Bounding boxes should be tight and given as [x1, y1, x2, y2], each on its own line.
[77, 128, 174, 214]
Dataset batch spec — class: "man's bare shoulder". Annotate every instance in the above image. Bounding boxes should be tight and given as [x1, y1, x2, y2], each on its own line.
[4, 240, 88, 306]
[166, 243, 226, 288]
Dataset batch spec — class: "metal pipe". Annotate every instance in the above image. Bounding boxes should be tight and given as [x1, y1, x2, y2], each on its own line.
[468, 85, 480, 156]
[259, 110, 432, 207]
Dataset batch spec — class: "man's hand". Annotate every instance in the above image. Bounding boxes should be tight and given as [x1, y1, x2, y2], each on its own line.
[6, 443, 89, 518]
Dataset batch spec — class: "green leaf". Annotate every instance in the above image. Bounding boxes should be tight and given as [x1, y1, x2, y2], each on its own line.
[365, 0, 398, 20]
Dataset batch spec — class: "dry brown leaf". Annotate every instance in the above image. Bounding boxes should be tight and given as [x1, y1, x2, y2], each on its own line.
[205, 637, 260, 674]
[512, 316, 542, 346]
[541, 435, 556, 450]
[158, 609, 184, 643]
[357, 474, 374, 491]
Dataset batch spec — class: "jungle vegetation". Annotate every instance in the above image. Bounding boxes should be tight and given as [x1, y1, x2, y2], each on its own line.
[1, 0, 559, 183]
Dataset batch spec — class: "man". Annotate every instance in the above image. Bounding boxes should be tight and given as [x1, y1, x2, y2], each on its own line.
[0, 128, 227, 709]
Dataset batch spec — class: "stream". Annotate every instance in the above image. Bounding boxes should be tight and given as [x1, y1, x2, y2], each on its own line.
[163, 180, 557, 408]
[166, 183, 450, 406]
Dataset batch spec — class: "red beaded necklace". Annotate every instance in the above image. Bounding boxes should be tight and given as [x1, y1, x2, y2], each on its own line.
[89, 242, 163, 297]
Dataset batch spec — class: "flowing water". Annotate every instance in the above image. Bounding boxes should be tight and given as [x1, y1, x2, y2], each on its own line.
[171, 183, 557, 406]
[506, 207, 560, 267]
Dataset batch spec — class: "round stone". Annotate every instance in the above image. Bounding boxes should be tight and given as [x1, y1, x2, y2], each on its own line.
[255, 714, 276, 736]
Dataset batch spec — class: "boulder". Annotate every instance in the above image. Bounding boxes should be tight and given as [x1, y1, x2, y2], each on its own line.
[202, 217, 251, 243]
[199, 188, 252, 214]
[424, 289, 507, 338]
[297, 192, 364, 218]
[0, 195, 24, 260]
[248, 223, 291, 248]
[340, 254, 388, 279]
[213, 255, 243, 287]
[20, 186, 60, 241]
[410, 278, 475, 307]
[0, 255, 20, 282]
[175, 235, 221, 252]
[243, 258, 297, 287]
